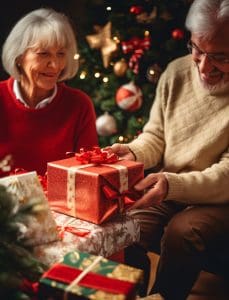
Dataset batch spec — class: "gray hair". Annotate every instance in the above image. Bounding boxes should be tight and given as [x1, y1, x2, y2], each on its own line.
[2, 8, 79, 81]
[185, 0, 229, 39]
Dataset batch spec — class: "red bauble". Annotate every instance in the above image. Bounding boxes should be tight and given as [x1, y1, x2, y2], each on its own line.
[172, 28, 184, 40]
[130, 5, 143, 15]
[116, 81, 143, 112]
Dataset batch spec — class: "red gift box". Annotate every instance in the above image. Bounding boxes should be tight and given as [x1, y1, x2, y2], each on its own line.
[47, 153, 144, 224]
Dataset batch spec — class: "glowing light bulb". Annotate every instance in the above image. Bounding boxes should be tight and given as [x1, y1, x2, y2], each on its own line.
[80, 71, 87, 79]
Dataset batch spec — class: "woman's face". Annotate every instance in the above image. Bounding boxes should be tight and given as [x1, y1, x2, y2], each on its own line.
[19, 45, 67, 94]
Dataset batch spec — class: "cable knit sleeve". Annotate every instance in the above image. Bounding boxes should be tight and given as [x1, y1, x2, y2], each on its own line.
[164, 148, 229, 204]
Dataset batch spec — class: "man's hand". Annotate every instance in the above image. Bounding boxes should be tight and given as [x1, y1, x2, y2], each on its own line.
[108, 143, 136, 161]
[129, 173, 168, 209]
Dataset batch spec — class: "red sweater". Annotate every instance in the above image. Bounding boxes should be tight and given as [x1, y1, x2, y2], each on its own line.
[0, 77, 98, 175]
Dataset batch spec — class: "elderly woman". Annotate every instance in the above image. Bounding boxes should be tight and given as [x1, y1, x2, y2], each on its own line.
[0, 8, 98, 175]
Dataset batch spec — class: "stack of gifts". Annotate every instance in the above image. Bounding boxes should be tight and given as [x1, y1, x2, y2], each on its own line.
[38, 250, 143, 300]
[0, 148, 145, 299]
[47, 147, 144, 224]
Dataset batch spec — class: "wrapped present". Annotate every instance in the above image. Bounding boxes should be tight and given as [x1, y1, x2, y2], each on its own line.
[0, 171, 59, 246]
[47, 147, 144, 224]
[38, 250, 143, 300]
[33, 211, 140, 266]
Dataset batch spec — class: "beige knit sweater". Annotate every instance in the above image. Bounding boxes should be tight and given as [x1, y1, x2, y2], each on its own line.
[128, 55, 229, 205]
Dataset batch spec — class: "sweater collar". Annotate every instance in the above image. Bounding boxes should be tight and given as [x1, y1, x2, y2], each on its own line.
[13, 80, 57, 109]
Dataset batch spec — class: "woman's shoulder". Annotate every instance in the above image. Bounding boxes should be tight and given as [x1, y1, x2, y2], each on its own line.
[0, 77, 12, 88]
[0, 77, 14, 98]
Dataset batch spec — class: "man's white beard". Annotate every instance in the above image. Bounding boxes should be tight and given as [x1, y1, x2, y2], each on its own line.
[195, 64, 229, 93]
[200, 76, 228, 92]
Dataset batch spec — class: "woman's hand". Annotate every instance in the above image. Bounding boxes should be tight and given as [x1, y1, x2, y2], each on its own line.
[108, 143, 136, 161]
[129, 173, 168, 209]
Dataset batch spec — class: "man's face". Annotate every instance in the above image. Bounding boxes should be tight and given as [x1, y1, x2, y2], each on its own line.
[190, 22, 229, 91]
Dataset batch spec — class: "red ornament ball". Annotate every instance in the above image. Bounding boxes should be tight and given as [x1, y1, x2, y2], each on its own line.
[116, 81, 143, 112]
[130, 5, 143, 15]
[172, 28, 184, 40]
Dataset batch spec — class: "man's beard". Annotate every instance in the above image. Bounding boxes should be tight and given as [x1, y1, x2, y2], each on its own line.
[195, 64, 229, 93]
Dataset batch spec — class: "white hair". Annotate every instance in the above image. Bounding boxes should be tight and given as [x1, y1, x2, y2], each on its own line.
[185, 0, 229, 39]
[2, 8, 79, 81]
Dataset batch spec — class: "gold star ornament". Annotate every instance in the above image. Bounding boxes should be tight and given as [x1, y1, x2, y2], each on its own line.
[86, 22, 118, 68]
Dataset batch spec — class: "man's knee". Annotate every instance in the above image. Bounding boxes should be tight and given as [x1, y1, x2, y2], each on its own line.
[162, 211, 206, 255]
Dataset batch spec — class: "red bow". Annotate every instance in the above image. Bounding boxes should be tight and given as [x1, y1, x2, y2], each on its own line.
[121, 36, 151, 74]
[102, 184, 140, 213]
[75, 146, 119, 164]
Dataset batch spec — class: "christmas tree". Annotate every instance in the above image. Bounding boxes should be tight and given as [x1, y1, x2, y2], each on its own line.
[0, 184, 47, 299]
[69, 0, 192, 147]
[0, 156, 47, 299]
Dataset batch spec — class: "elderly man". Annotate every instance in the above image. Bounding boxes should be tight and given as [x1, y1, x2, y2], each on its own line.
[111, 0, 229, 299]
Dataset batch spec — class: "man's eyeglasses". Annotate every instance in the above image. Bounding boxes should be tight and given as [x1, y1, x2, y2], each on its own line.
[187, 40, 229, 64]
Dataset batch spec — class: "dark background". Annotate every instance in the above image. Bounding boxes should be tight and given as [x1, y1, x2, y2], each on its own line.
[0, 0, 88, 80]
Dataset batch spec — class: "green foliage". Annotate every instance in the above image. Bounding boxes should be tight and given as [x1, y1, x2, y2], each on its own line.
[0, 185, 47, 299]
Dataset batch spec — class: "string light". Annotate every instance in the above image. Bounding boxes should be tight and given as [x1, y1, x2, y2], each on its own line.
[118, 136, 124, 142]
[103, 76, 109, 83]
[80, 71, 87, 79]
[113, 36, 120, 44]
[94, 72, 101, 78]
[106, 6, 112, 11]
[74, 53, 80, 60]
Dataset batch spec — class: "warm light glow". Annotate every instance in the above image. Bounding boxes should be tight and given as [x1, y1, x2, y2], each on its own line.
[94, 72, 101, 78]
[106, 6, 112, 11]
[144, 30, 150, 36]
[113, 36, 120, 44]
[103, 77, 109, 83]
[118, 136, 124, 142]
[80, 71, 87, 79]
[74, 53, 80, 60]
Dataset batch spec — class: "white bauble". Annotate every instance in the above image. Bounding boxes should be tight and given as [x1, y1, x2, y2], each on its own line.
[96, 112, 117, 136]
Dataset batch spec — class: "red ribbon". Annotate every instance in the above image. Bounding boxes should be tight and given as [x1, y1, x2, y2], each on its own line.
[102, 184, 140, 213]
[75, 146, 119, 164]
[57, 225, 90, 239]
[42, 263, 135, 296]
[121, 36, 151, 74]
